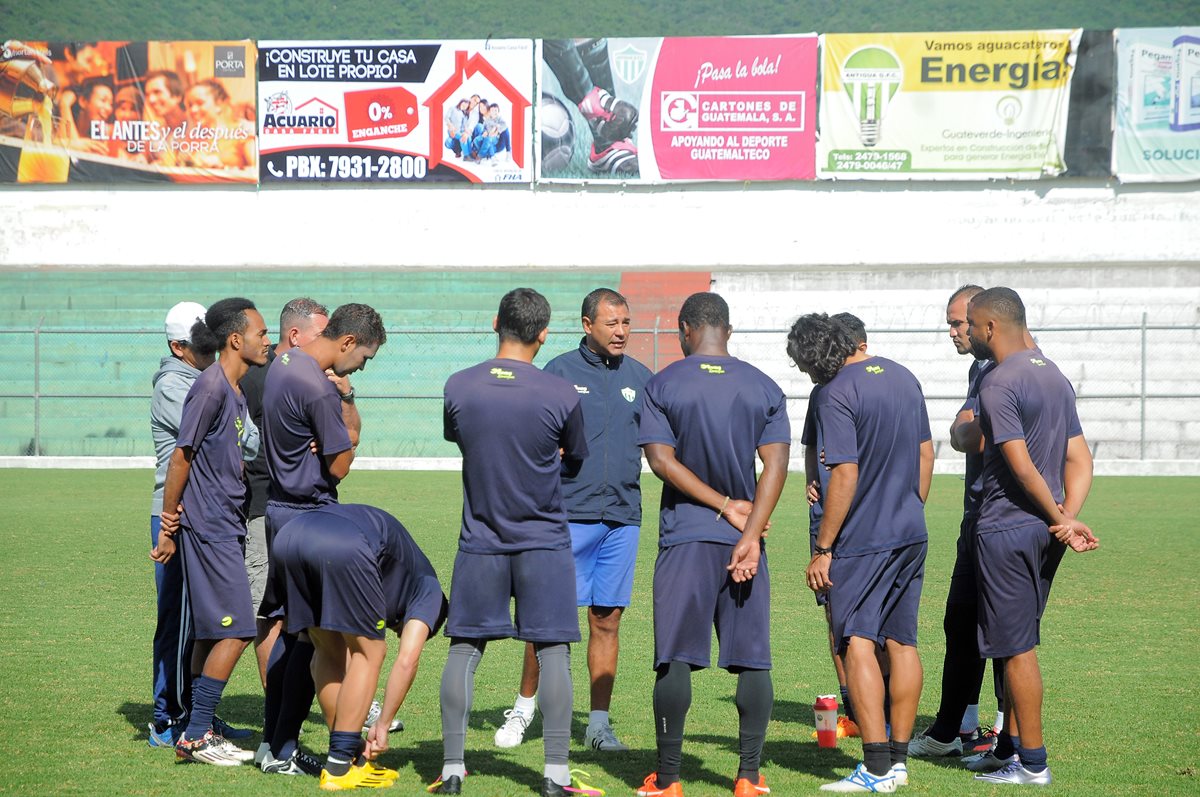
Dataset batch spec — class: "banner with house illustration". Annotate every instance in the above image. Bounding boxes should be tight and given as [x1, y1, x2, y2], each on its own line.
[1113, 27, 1200, 183]
[0, 39, 256, 184]
[258, 39, 533, 183]
[818, 30, 1081, 180]
[537, 35, 818, 183]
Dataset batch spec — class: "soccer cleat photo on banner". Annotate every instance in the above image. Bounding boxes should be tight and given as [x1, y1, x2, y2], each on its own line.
[587, 139, 638, 175]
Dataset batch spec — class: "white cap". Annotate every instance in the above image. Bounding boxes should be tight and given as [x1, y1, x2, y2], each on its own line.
[164, 301, 206, 342]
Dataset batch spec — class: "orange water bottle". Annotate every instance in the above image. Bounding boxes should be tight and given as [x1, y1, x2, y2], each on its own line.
[814, 694, 839, 748]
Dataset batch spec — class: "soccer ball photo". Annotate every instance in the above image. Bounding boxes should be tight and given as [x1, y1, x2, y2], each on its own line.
[539, 93, 576, 173]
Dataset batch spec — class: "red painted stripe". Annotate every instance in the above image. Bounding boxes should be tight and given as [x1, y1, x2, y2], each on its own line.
[617, 271, 712, 371]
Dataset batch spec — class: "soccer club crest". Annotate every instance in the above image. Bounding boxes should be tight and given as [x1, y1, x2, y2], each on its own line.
[612, 43, 647, 85]
[621, 387, 636, 403]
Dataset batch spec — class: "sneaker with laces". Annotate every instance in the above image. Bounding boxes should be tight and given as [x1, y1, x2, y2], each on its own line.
[964, 751, 1018, 772]
[175, 730, 246, 766]
[585, 722, 629, 752]
[262, 748, 324, 776]
[819, 763, 897, 793]
[637, 773, 684, 797]
[960, 726, 997, 754]
[568, 768, 606, 796]
[974, 759, 1052, 785]
[733, 774, 770, 796]
[426, 774, 464, 794]
[907, 731, 963, 757]
[320, 763, 399, 791]
[587, 139, 638, 175]
[889, 763, 907, 787]
[363, 699, 405, 733]
[577, 86, 639, 144]
[147, 720, 183, 748]
[494, 708, 533, 748]
[214, 735, 255, 762]
[212, 714, 254, 740]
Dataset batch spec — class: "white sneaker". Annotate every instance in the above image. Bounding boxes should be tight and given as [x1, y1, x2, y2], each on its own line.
[253, 741, 271, 766]
[214, 735, 255, 762]
[585, 722, 629, 751]
[974, 759, 1052, 785]
[494, 709, 533, 748]
[889, 763, 908, 786]
[174, 730, 246, 766]
[964, 751, 1018, 772]
[820, 763, 897, 793]
[907, 731, 963, 757]
[362, 699, 405, 733]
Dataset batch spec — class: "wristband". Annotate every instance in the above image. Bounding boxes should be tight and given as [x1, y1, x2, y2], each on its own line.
[716, 495, 730, 520]
[339, 387, 355, 402]
[813, 544, 832, 556]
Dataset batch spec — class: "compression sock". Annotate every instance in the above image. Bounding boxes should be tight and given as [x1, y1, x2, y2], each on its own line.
[863, 742, 891, 777]
[440, 639, 485, 771]
[889, 740, 909, 767]
[262, 631, 295, 744]
[184, 675, 227, 741]
[271, 637, 315, 760]
[734, 669, 772, 782]
[535, 643, 573, 783]
[653, 661, 691, 787]
[325, 730, 360, 776]
[541, 39, 592, 105]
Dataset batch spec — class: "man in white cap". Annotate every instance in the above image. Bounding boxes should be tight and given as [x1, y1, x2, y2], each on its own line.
[147, 302, 227, 747]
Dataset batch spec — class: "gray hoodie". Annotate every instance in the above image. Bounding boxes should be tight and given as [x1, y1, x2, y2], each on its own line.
[150, 356, 259, 515]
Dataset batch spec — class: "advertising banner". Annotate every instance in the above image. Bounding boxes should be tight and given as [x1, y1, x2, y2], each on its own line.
[1113, 27, 1200, 182]
[258, 39, 534, 184]
[0, 39, 257, 184]
[818, 30, 1081, 180]
[538, 35, 818, 183]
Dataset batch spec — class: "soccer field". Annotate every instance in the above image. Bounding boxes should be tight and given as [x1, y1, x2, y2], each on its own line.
[0, 471, 1196, 796]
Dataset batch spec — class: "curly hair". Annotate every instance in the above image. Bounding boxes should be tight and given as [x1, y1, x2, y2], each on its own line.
[786, 313, 856, 385]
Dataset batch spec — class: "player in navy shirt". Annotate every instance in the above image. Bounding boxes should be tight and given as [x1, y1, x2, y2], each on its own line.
[494, 288, 653, 753]
[965, 287, 1097, 786]
[788, 312, 933, 793]
[258, 302, 386, 773]
[151, 298, 270, 766]
[274, 503, 447, 789]
[637, 292, 789, 797]
[436, 288, 588, 797]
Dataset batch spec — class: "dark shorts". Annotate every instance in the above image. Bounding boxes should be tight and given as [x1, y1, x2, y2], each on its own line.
[828, 541, 926, 654]
[946, 517, 979, 606]
[975, 522, 1066, 659]
[178, 527, 256, 640]
[261, 500, 322, 618]
[652, 541, 771, 671]
[275, 519, 388, 638]
[445, 548, 580, 643]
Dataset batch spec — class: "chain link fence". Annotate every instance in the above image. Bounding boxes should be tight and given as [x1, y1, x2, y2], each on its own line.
[2, 321, 1198, 461]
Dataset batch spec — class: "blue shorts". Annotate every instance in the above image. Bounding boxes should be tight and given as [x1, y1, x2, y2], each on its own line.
[261, 500, 322, 618]
[445, 548, 580, 643]
[828, 541, 926, 654]
[946, 517, 979, 606]
[275, 518, 389, 638]
[570, 521, 639, 608]
[652, 541, 771, 672]
[975, 522, 1066, 659]
[178, 526, 256, 640]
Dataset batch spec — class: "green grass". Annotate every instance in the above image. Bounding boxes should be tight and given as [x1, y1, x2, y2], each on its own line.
[0, 471, 1197, 795]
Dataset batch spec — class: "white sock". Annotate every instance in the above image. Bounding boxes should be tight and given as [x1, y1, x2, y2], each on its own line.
[993, 712, 1005, 733]
[588, 710, 610, 727]
[514, 693, 536, 716]
[545, 763, 571, 786]
[441, 762, 467, 780]
[960, 704, 980, 734]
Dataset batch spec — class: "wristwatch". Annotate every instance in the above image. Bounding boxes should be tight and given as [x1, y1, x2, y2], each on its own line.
[339, 387, 355, 402]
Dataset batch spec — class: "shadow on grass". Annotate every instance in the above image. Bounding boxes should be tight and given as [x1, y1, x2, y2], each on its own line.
[117, 696, 273, 744]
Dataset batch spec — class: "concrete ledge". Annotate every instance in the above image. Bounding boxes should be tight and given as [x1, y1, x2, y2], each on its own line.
[3, 456, 1198, 476]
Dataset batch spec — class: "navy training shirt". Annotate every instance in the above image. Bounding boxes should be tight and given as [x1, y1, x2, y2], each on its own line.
[637, 354, 790, 548]
[262, 348, 352, 506]
[801, 384, 826, 540]
[814, 356, 931, 556]
[960, 358, 994, 520]
[543, 339, 652, 526]
[175, 363, 249, 540]
[443, 358, 588, 554]
[976, 349, 1083, 533]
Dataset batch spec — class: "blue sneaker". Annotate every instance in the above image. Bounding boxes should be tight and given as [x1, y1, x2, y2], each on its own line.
[147, 721, 182, 748]
[212, 714, 253, 740]
[820, 763, 897, 793]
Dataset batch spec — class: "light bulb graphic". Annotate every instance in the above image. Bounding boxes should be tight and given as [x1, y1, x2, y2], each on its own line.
[996, 95, 1022, 126]
[841, 46, 902, 147]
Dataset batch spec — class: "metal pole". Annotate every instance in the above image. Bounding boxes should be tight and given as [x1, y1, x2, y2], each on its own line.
[1139, 312, 1147, 460]
[653, 315, 660, 372]
[34, 316, 43, 456]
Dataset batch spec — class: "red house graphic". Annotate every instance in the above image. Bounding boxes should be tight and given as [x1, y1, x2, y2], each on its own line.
[424, 50, 531, 170]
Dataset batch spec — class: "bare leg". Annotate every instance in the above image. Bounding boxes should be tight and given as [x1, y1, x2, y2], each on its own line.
[519, 641, 540, 699]
[883, 639, 922, 743]
[587, 606, 622, 711]
[255, 617, 283, 689]
[1005, 649, 1042, 748]
[844, 636, 887, 743]
[309, 628, 348, 731]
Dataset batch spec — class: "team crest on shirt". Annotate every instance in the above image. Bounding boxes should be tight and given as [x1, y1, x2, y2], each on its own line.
[621, 387, 636, 402]
[864, 365, 884, 374]
[700, 363, 725, 375]
[1029, 357, 1046, 367]
[574, 385, 590, 394]
[375, 619, 386, 630]
[489, 367, 515, 380]
[280, 353, 290, 365]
